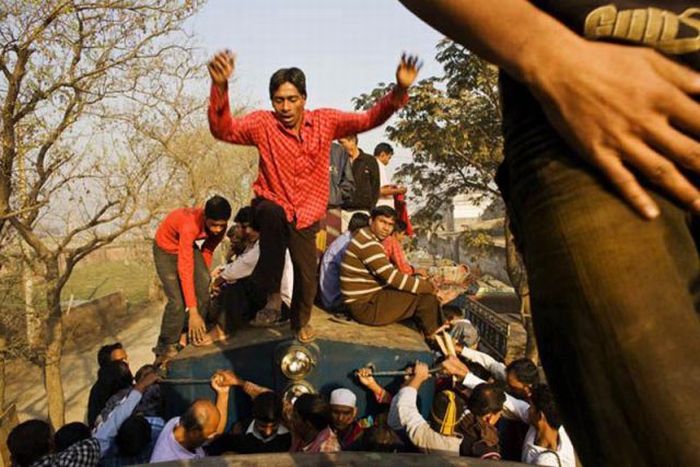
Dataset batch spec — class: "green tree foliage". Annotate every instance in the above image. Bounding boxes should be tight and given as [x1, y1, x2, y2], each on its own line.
[354, 39, 503, 226]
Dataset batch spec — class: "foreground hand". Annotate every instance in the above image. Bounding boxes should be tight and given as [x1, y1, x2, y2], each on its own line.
[529, 41, 700, 219]
[134, 369, 160, 393]
[188, 309, 207, 345]
[396, 53, 422, 90]
[211, 373, 230, 394]
[214, 369, 244, 387]
[441, 355, 469, 380]
[408, 361, 430, 388]
[356, 367, 378, 388]
[208, 50, 235, 90]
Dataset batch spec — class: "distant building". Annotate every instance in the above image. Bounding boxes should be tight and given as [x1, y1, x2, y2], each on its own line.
[444, 194, 489, 231]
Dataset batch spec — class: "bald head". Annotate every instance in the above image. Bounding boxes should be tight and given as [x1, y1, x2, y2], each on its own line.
[179, 399, 220, 450]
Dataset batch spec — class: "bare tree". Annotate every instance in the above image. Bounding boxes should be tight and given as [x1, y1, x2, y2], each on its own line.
[0, 0, 207, 428]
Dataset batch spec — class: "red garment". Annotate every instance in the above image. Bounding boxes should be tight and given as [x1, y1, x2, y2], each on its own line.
[382, 235, 414, 275]
[208, 84, 407, 229]
[154, 207, 223, 309]
[393, 193, 414, 236]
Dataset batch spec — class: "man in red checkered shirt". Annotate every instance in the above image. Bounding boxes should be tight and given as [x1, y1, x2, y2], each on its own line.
[207, 50, 421, 342]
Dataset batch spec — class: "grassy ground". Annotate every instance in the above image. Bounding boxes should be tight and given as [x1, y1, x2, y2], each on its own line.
[61, 259, 154, 304]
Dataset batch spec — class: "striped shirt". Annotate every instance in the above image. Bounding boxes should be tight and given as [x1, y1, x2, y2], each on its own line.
[340, 227, 432, 303]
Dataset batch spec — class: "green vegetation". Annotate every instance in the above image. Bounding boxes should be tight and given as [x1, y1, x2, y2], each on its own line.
[62, 260, 154, 305]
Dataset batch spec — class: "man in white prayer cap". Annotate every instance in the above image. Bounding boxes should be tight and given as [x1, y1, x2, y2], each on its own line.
[329, 388, 368, 450]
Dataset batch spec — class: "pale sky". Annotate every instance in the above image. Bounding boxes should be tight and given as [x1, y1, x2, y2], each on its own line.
[189, 0, 445, 176]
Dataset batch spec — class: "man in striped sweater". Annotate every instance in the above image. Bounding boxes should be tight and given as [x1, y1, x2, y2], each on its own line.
[340, 205, 441, 338]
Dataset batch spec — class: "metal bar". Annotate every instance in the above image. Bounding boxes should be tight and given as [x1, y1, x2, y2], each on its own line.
[160, 378, 212, 385]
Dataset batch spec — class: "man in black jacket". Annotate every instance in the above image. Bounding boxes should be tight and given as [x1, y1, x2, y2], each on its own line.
[339, 134, 380, 230]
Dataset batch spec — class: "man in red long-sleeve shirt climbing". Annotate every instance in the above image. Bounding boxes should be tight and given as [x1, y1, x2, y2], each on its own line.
[153, 195, 231, 362]
[207, 50, 420, 343]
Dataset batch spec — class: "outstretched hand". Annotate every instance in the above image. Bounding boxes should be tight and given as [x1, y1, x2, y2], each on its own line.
[396, 53, 422, 90]
[529, 41, 700, 219]
[208, 50, 235, 91]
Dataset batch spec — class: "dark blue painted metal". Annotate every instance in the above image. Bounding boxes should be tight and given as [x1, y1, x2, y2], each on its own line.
[163, 337, 436, 428]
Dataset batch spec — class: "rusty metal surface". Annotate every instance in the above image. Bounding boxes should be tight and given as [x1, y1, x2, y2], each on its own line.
[173, 306, 430, 363]
[140, 451, 529, 466]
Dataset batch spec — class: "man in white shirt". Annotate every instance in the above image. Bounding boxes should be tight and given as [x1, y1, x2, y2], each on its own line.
[374, 142, 406, 208]
[209, 210, 293, 338]
[388, 361, 503, 459]
[442, 356, 575, 466]
[150, 373, 230, 463]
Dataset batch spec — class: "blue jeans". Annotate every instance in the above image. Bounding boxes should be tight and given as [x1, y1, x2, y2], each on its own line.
[500, 131, 700, 465]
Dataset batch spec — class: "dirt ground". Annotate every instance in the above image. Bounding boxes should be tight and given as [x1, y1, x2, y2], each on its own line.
[6, 301, 163, 423]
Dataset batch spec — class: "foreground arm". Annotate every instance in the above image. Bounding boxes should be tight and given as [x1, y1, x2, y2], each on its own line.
[399, 0, 700, 219]
[207, 51, 258, 145]
[387, 363, 461, 454]
[332, 54, 420, 138]
[211, 375, 231, 435]
[460, 347, 507, 382]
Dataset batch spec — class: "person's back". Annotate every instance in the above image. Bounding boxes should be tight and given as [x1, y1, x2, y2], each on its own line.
[319, 230, 352, 310]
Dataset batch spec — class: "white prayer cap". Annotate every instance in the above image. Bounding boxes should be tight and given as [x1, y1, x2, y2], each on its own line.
[330, 388, 357, 408]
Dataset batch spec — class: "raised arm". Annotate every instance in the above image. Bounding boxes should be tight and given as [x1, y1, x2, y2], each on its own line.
[461, 347, 507, 382]
[387, 362, 461, 454]
[333, 54, 420, 139]
[207, 50, 259, 145]
[399, 0, 700, 220]
[211, 374, 231, 435]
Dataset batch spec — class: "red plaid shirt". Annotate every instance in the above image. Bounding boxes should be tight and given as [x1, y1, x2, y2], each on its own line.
[382, 234, 414, 275]
[208, 84, 407, 229]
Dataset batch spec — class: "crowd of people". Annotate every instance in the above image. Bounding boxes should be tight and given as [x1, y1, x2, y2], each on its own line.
[7, 0, 699, 464]
[8, 332, 576, 465]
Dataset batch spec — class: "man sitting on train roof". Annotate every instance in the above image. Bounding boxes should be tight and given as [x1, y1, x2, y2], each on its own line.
[318, 212, 370, 313]
[340, 205, 442, 340]
[209, 206, 293, 340]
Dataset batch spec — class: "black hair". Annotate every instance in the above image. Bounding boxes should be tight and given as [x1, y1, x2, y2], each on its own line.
[204, 195, 232, 221]
[97, 342, 123, 368]
[468, 383, 506, 417]
[116, 414, 151, 457]
[348, 213, 370, 232]
[269, 67, 307, 98]
[370, 206, 397, 221]
[340, 134, 358, 143]
[252, 391, 282, 424]
[233, 206, 252, 225]
[531, 384, 563, 430]
[88, 359, 134, 427]
[7, 420, 52, 466]
[394, 219, 408, 233]
[54, 422, 91, 452]
[294, 393, 331, 432]
[442, 305, 464, 321]
[362, 425, 404, 453]
[505, 358, 539, 386]
[373, 142, 394, 157]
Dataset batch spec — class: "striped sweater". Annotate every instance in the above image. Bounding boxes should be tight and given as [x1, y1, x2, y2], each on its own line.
[340, 227, 432, 304]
